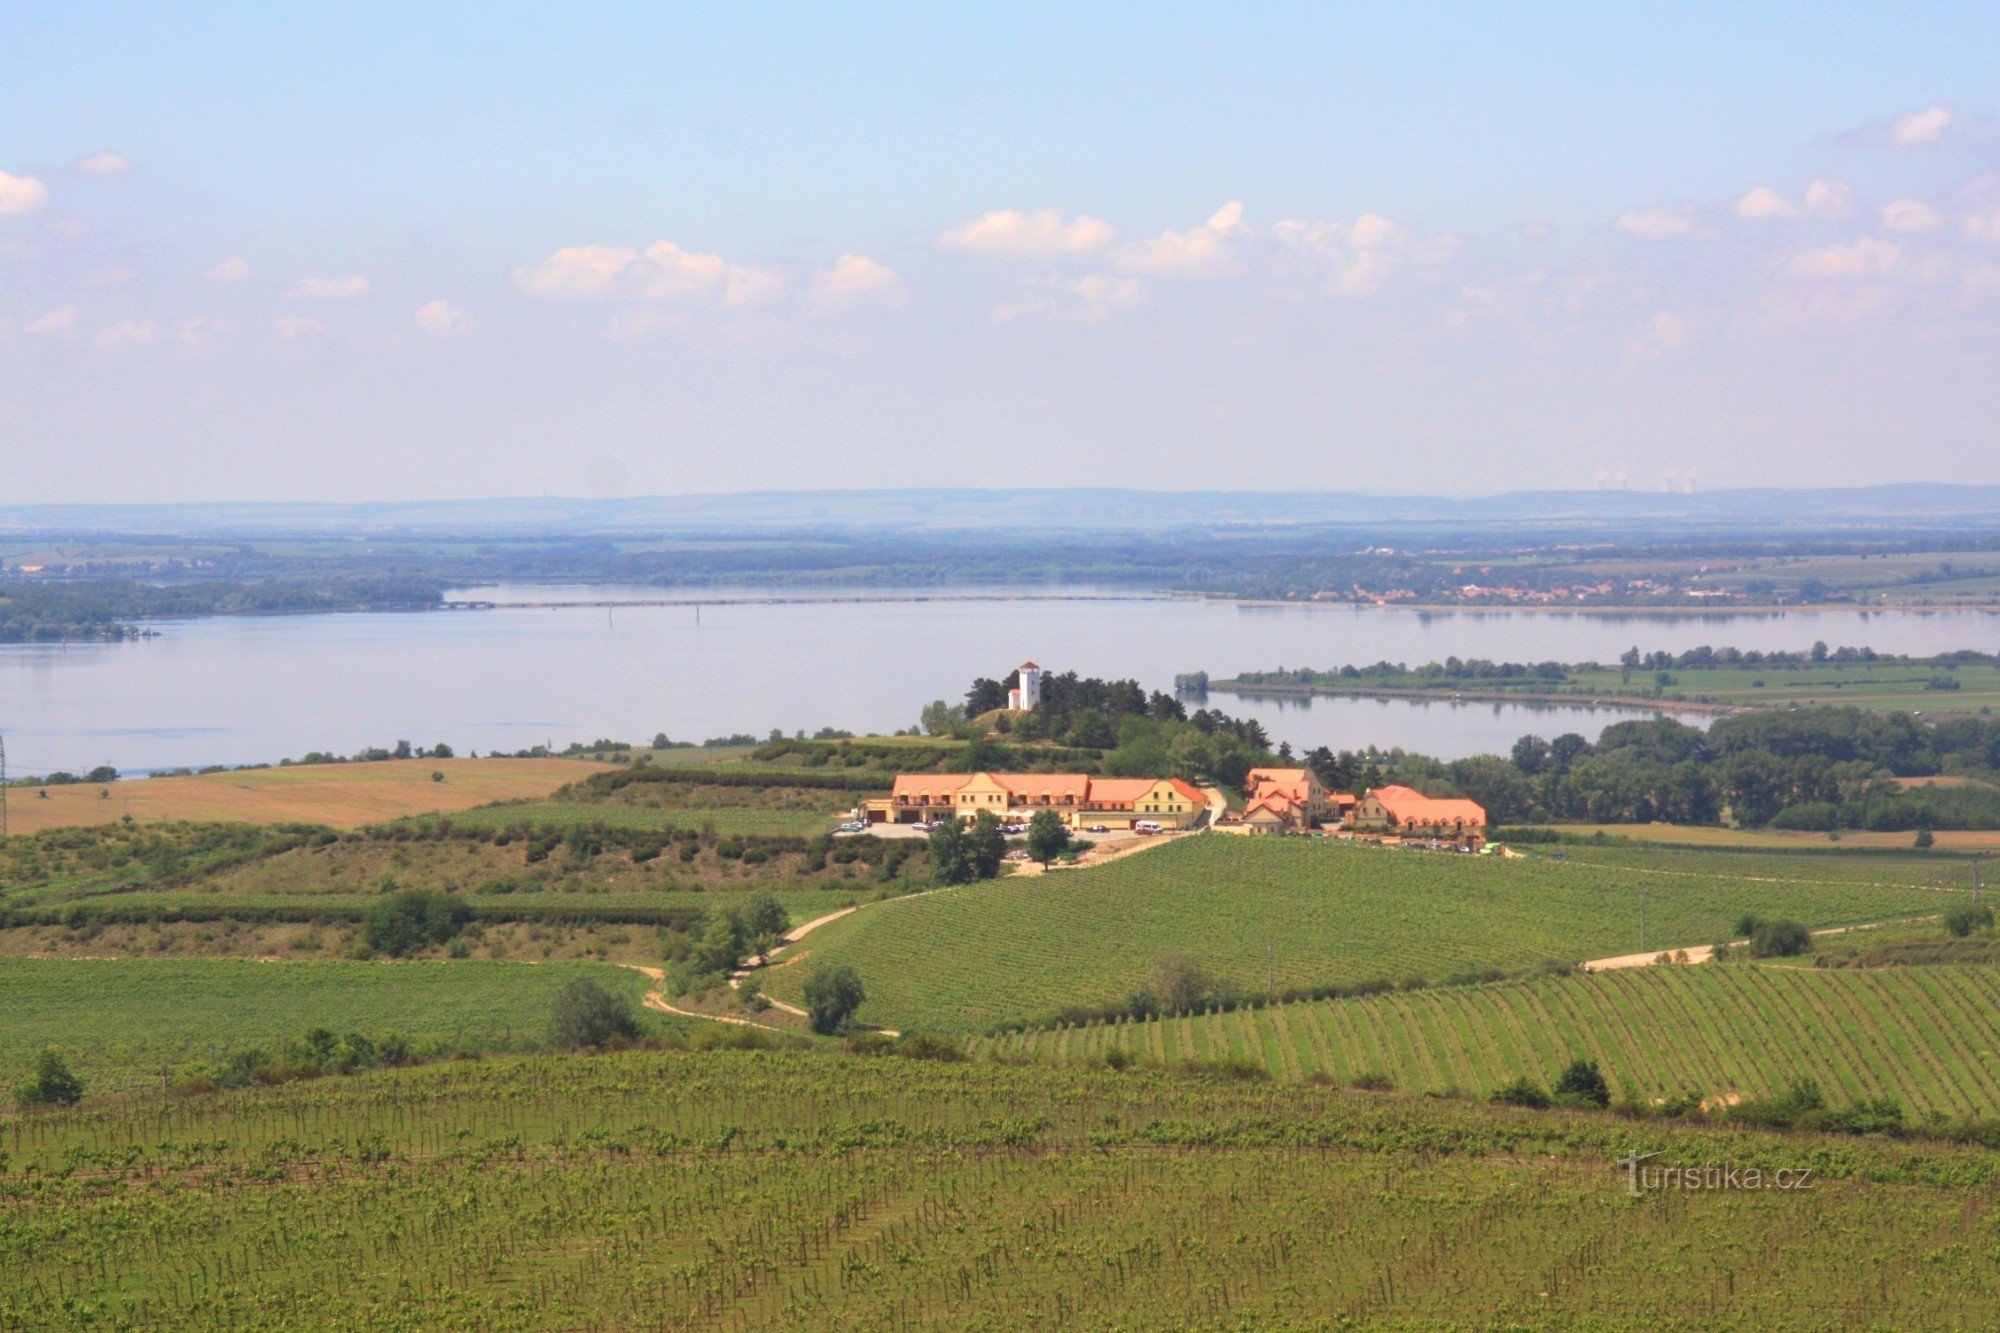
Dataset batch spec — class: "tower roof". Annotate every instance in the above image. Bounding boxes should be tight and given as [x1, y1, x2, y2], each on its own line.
[1018, 660, 1040, 670]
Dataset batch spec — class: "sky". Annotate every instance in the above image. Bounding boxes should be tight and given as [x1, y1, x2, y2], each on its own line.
[4, 1, 2000, 504]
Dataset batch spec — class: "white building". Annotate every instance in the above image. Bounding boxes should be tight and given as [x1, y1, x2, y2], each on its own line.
[1005, 660, 1043, 711]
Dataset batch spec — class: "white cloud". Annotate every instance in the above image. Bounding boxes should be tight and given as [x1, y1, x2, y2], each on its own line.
[991, 272, 1143, 324]
[513, 240, 784, 306]
[1783, 238, 1906, 279]
[25, 306, 79, 336]
[288, 275, 370, 300]
[1614, 206, 1695, 238]
[0, 171, 50, 216]
[92, 320, 158, 349]
[1273, 212, 1455, 297]
[936, 208, 1115, 258]
[70, 151, 132, 176]
[514, 244, 635, 299]
[1733, 179, 1854, 221]
[1112, 201, 1246, 278]
[1882, 198, 1944, 233]
[1966, 206, 2000, 244]
[273, 314, 326, 340]
[204, 256, 252, 281]
[414, 300, 474, 336]
[810, 253, 904, 310]
[1892, 105, 1953, 146]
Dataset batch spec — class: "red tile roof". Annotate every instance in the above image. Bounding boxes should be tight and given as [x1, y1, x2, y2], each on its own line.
[1369, 784, 1487, 826]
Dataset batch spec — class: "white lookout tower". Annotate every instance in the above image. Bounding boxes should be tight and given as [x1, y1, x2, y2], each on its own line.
[1007, 661, 1044, 711]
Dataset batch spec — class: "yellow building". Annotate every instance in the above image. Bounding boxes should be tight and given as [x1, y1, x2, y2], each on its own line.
[863, 772, 1206, 830]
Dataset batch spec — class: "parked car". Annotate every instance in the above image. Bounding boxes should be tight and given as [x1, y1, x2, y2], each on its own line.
[1087, 824, 1110, 834]
[1133, 820, 1162, 835]
[836, 821, 867, 833]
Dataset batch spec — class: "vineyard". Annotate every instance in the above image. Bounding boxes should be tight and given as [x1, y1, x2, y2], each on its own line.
[4, 1049, 1999, 1326]
[761, 837, 1969, 1033]
[979, 962, 2000, 1118]
[0, 958, 663, 1091]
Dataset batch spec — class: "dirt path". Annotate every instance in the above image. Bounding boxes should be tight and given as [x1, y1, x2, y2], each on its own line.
[1581, 916, 1939, 972]
[619, 965, 792, 1032]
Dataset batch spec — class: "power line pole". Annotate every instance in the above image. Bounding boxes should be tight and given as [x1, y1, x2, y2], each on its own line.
[1639, 887, 1646, 955]
[1, 733, 9, 841]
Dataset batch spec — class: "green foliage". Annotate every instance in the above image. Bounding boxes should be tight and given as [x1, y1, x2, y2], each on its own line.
[1553, 1058, 1611, 1108]
[0, 957, 657, 1092]
[981, 963, 2000, 1122]
[363, 889, 472, 957]
[547, 977, 640, 1049]
[765, 837, 1952, 1034]
[1944, 904, 1995, 937]
[7, 1047, 2000, 1325]
[1026, 809, 1070, 865]
[14, 1047, 84, 1107]
[802, 964, 865, 1035]
[1749, 919, 1813, 958]
[1489, 1077, 1550, 1109]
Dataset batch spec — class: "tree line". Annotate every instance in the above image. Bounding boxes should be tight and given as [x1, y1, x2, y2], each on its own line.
[1298, 707, 2000, 832]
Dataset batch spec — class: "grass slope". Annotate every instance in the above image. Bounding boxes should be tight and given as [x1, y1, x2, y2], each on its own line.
[0, 957, 660, 1090]
[762, 837, 1967, 1033]
[6, 1049, 1999, 1327]
[981, 962, 2000, 1118]
[8, 758, 610, 834]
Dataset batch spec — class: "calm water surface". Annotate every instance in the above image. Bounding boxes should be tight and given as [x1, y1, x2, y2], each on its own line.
[3, 586, 1996, 774]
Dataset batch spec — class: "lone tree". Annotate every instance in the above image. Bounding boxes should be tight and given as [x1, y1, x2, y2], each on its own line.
[15, 1048, 84, 1108]
[1150, 952, 1220, 1015]
[1552, 1057, 1611, 1108]
[1749, 919, 1813, 958]
[1027, 809, 1070, 867]
[547, 977, 640, 1049]
[803, 964, 866, 1034]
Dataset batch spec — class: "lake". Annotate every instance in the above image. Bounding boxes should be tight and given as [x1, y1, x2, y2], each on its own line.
[3, 586, 1997, 775]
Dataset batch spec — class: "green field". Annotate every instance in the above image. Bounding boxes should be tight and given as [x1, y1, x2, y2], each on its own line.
[0, 957, 663, 1091]
[6, 1048, 2000, 1327]
[980, 962, 2000, 1117]
[761, 837, 1969, 1033]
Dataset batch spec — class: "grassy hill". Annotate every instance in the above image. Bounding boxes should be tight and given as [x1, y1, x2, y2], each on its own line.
[7, 1046, 2000, 1327]
[980, 962, 2000, 1117]
[760, 837, 1969, 1033]
[0, 957, 664, 1091]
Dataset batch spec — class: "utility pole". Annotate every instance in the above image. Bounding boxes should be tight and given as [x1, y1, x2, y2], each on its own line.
[1975, 859, 1983, 908]
[1266, 942, 1274, 1006]
[1639, 887, 1646, 955]
[0, 733, 8, 841]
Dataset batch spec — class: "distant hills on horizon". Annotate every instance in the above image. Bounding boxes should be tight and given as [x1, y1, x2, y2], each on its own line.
[9, 483, 2000, 539]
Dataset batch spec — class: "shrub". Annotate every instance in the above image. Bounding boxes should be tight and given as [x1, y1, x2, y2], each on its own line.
[1349, 1070, 1394, 1092]
[803, 963, 866, 1035]
[547, 977, 640, 1049]
[1944, 905, 1995, 938]
[15, 1048, 84, 1108]
[1749, 919, 1813, 958]
[1552, 1058, 1611, 1108]
[1490, 1077, 1551, 1109]
[363, 889, 471, 957]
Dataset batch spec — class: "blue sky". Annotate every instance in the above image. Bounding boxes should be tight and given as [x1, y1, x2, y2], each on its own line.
[4, 2, 2000, 502]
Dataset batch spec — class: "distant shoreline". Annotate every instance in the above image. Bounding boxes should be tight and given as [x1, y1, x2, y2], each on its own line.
[1206, 681, 1741, 717]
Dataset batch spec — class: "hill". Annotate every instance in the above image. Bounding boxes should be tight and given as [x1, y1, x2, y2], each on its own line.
[6, 1046, 2000, 1326]
[758, 836, 1968, 1033]
[4, 758, 610, 834]
[980, 961, 2000, 1118]
[0, 957, 662, 1091]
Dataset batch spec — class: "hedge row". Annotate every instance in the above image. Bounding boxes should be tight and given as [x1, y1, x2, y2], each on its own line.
[0, 899, 707, 932]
